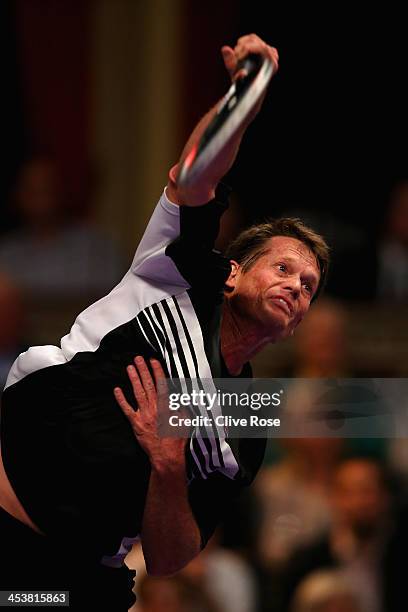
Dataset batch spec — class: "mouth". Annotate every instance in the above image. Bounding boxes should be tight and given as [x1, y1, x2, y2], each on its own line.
[270, 296, 293, 316]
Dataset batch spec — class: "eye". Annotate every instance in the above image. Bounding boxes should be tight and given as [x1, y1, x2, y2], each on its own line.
[302, 282, 313, 295]
[277, 263, 287, 273]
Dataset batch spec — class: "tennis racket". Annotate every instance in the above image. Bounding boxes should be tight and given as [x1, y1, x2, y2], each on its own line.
[178, 53, 275, 187]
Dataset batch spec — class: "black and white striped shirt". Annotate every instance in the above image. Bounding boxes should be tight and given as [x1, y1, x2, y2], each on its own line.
[1, 186, 266, 564]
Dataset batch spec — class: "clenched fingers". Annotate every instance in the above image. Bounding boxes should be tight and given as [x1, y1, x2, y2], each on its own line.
[221, 33, 279, 79]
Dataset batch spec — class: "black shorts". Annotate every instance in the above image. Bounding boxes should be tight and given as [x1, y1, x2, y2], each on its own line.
[0, 506, 136, 611]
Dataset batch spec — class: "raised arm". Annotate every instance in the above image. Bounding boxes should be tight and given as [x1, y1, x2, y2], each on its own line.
[131, 34, 278, 284]
[167, 33, 279, 207]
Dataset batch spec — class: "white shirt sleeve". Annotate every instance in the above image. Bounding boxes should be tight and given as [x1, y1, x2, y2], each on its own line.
[130, 188, 189, 288]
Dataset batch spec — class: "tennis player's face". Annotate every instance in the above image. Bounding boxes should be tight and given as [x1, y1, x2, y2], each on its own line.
[226, 236, 321, 341]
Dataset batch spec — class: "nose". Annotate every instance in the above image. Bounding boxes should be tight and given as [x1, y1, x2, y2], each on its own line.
[284, 275, 301, 298]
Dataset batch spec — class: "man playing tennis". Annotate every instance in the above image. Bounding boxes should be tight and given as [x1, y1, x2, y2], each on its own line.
[0, 34, 329, 610]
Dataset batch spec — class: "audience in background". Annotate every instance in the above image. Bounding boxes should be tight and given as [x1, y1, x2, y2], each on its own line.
[254, 298, 352, 562]
[290, 298, 350, 378]
[376, 179, 408, 301]
[289, 569, 362, 612]
[180, 532, 258, 612]
[255, 438, 344, 571]
[135, 572, 221, 612]
[0, 157, 124, 297]
[254, 438, 344, 612]
[282, 457, 406, 612]
[128, 532, 257, 612]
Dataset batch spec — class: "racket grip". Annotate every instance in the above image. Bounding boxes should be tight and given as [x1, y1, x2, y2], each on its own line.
[235, 53, 263, 78]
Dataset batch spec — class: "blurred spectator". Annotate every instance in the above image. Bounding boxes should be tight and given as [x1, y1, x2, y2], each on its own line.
[377, 179, 408, 300]
[254, 301, 353, 612]
[291, 298, 350, 377]
[0, 157, 125, 297]
[180, 532, 258, 612]
[136, 572, 221, 612]
[255, 299, 355, 572]
[0, 271, 26, 389]
[287, 298, 387, 457]
[289, 570, 362, 612]
[253, 437, 344, 612]
[255, 438, 344, 571]
[127, 531, 257, 612]
[282, 457, 406, 612]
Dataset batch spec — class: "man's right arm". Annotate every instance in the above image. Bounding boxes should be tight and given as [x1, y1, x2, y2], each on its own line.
[131, 34, 278, 283]
[167, 33, 279, 207]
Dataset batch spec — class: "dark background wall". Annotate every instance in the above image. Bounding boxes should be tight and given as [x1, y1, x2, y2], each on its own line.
[1, 1, 27, 231]
[222, 4, 407, 221]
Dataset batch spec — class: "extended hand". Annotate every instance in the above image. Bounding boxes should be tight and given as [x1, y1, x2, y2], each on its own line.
[114, 356, 187, 471]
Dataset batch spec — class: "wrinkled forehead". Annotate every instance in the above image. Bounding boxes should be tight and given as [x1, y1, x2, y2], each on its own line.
[263, 236, 320, 271]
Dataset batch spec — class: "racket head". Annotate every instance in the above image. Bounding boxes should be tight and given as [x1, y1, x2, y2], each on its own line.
[178, 55, 274, 187]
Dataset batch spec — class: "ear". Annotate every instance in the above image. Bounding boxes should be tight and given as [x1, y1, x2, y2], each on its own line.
[225, 260, 241, 291]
